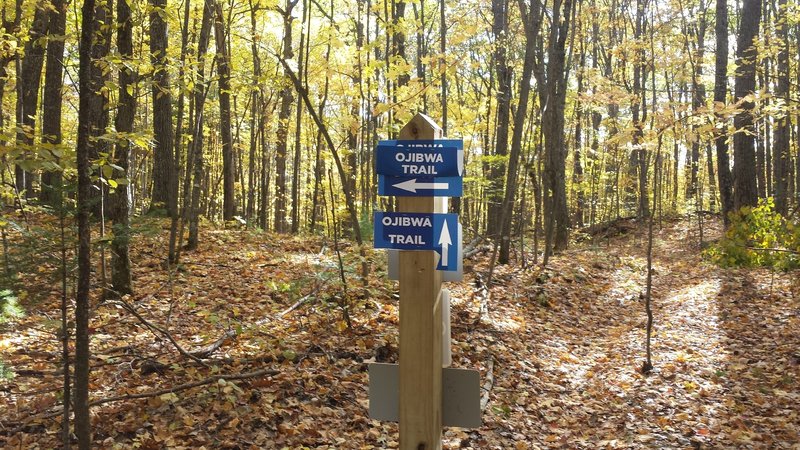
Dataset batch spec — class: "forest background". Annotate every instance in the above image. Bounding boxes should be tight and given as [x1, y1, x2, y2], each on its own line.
[1, 0, 800, 447]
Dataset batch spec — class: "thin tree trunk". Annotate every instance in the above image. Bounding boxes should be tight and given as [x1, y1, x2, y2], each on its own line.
[413, 0, 427, 111]
[274, 0, 297, 232]
[291, 0, 307, 233]
[540, 0, 575, 258]
[278, 58, 367, 261]
[41, 1, 69, 442]
[188, 0, 214, 250]
[310, 20, 333, 232]
[246, 0, 260, 223]
[572, 41, 586, 228]
[632, 0, 648, 219]
[213, 0, 235, 221]
[797, 25, 800, 208]
[393, 0, 409, 89]
[499, 0, 542, 264]
[488, 0, 511, 238]
[259, 101, 274, 231]
[168, 0, 193, 263]
[75, 0, 98, 445]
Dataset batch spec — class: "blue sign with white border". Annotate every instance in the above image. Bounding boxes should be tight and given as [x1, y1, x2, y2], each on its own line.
[376, 139, 463, 178]
[378, 175, 463, 197]
[374, 212, 459, 271]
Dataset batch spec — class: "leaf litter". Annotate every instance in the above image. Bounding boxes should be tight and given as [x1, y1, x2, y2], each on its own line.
[1, 217, 798, 449]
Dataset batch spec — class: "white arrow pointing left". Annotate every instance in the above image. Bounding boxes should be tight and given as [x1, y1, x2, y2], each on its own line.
[392, 178, 450, 193]
[438, 220, 452, 267]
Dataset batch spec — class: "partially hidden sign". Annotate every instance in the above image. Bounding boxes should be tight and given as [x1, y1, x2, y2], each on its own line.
[376, 139, 463, 177]
[373, 212, 459, 272]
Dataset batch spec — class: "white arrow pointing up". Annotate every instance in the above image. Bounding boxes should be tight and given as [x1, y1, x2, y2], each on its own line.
[392, 178, 450, 193]
[438, 220, 452, 267]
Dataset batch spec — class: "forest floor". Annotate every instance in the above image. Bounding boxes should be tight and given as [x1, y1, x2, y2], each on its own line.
[1, 214, 799, 449]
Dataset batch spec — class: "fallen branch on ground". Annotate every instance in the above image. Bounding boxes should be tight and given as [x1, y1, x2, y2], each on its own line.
[279, 276, 333, 317]
[480, 356, 495, 411]
[464, 244, 491, 259]
[89, 367, 279, 406]
[189, 329, 238, 359]
[473, 271, 490, 325]
[110, 299, 209, 367]
[1, 367, 280, 434]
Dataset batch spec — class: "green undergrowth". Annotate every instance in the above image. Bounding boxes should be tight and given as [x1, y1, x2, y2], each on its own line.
[705, 198, 800, 270]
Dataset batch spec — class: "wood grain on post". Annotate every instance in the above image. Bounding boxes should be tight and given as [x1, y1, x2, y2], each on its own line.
[398, 113, 444, 450]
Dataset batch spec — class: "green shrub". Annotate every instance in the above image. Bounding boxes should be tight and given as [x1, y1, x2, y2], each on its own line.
[705, 198, 800, 270]
[0, 289, 23, 323]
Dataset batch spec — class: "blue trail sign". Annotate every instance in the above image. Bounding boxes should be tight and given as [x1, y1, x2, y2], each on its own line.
[378, 175, 463, 197]
[373, 212, 459, 271]
[376, 139, 463, 177]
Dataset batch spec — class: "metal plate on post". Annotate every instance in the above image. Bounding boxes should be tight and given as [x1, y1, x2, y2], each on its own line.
[369, 363, 482, 428]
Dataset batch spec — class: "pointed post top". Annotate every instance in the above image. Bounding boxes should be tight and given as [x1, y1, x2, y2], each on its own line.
[399, 113, 444, 140]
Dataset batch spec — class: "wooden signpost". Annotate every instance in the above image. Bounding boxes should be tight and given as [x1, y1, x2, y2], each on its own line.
[370, 114, 480, 450]
[398, 115, 444, 449]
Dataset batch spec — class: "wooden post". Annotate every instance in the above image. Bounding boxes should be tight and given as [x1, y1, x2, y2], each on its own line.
[398, 113, 443, 450]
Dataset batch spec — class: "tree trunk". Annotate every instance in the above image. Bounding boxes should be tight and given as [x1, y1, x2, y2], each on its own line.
[499, 0, 542, 264]
[540, 0, 574, 257]
[274, 0, 296, 232]
[213, 0, 235, 221]
[259, 102, 273, 231]
[246, 0, 260, 223]
[343, 0, 361, 234]
[278, 59, 364, 251]
[713, 0, 733, 223]
[149, 0, 177, 217]
[291, 0, 308, 233]
[772, 0, 789, 215]
[109, 0, 135, 298]
[393, 1, 409, 88]
[188, 0, 214, 250]
[168, 0, 193, 263]
[732, 0, 761, 210]
[632, 0, 649, 219]
[15, 2, 49, 198]
[92, 0, 113, 220]
[572, 43, 586, 228]
[75, 0, 98, 446]
[683, 4, 708, 207]
[488, 0, 511, 238]
[309, 10, 333, 232]
[797, 25, 800, 208]
[413, 0, 427, 111]
[39, 0, 66, 206]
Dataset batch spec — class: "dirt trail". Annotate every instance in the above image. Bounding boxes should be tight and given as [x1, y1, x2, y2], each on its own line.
[458, 218, 800, 449]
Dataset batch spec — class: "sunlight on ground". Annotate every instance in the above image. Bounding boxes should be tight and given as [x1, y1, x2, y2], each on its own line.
[288, 252, 336, 268]
[658, 278, 724, 365]
[486, 310, 524, 332]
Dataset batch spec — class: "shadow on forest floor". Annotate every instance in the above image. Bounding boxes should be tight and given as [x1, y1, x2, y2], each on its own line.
[2, 215, 799, 449]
